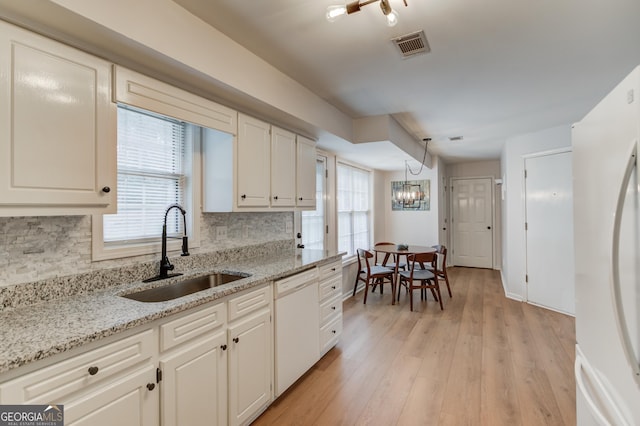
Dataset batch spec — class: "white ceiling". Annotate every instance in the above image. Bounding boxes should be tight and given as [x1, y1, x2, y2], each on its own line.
[173, 0, 640, 166]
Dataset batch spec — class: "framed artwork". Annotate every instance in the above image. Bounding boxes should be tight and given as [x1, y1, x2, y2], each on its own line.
[391, 179, 430, 211]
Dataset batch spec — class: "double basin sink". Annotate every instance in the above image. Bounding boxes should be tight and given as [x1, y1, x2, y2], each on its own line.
[122, 272, 250, 303]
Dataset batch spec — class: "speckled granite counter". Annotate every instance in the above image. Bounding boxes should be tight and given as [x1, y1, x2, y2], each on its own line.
[0, 247, 343, 375]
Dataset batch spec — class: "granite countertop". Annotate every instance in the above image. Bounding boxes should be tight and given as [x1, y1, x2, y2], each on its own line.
[0, 248, 343, 375]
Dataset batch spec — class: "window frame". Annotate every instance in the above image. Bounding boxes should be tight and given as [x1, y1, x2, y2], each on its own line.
[301, 155, 328, 250]
[92, 108, 201, 261]
[336, 160, 372, 259]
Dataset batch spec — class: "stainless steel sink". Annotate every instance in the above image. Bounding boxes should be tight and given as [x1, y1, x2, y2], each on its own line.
[122, 272, 250, 302]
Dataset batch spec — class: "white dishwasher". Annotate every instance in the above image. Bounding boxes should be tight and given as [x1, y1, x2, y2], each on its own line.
[274, 267, 319, 396]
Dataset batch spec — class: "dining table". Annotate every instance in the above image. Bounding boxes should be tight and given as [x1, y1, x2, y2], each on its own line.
[373, 243, 436, 286]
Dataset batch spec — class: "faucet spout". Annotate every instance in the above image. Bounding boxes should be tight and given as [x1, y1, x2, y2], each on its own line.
[144, 204, 190, 283]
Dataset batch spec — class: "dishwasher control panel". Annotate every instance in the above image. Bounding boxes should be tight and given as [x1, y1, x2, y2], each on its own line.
[274, 268, 319, 298]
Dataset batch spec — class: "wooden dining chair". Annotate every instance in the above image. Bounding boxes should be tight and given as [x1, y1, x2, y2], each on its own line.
[398, 252, 443, 311]
[357, 249, 396, 304]
[428, 245, 452, 297]
[374, 241, 407, 271]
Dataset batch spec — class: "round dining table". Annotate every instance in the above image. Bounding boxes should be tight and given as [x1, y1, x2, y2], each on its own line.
[373, 243, 436, 275]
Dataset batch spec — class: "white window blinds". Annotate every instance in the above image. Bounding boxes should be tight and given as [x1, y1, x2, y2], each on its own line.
[103, 105, 186, 244]
[337, 163, 371, 256]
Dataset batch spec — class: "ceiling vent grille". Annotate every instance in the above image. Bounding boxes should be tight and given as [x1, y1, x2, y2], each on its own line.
[392, 30, 430, 58]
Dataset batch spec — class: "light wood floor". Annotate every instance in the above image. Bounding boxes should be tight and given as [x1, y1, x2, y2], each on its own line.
[253, 267, 576, 426]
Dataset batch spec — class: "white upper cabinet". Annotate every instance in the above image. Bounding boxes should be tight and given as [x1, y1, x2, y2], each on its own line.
[222, 114, 317, 212]
[296, 135, 317, 208]
[236, 113, 271, 208]
[0, 20, 116, 216]
[270, 126, 296, 207]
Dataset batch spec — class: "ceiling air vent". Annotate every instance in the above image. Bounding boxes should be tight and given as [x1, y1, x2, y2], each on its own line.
[392, 30, 430, 58]
[449, 136, 464, 141]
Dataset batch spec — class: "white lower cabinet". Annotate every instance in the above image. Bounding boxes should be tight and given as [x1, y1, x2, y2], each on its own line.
[318, 259, 343, 356]
[0, 328, 158, 426]
[64, 363, 158, 426]
[158, 301, 228, 426]
[159, 331, 227, 426]
[227, 285, 273, 426]
[0, 283, 276, 426]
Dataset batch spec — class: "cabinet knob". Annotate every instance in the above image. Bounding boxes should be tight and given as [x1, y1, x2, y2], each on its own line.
[221, 344, 227, 351]
[299, 197, 303, 201]
[332, 330, 336, 334]
[331, 268, 336, 271]
[88, 366, 99, 375]
[331, 286, 336, 290]
[101, 186, 111, 193]
[241, 194, 247, 200]
[233, 337, 239, 343]
[331, 306, 336, 310]
[273, 195, 278, 200]
[146, 383, 155, 391]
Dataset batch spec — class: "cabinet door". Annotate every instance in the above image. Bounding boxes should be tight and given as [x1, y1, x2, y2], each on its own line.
[64, 364, 158, 426]
[228, 309, 272, 426]
[296, 136, 317, 208]
[237, 114, 270, 207]
[160, 331, 227, 426]
[0, 20, 116, 213]
[270, 126, 296, 207]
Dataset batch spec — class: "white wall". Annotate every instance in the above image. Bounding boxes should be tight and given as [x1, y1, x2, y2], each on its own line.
[381, 161, 441, 246]
[500, 124, 572, 300]
[446, 160, 502, 269]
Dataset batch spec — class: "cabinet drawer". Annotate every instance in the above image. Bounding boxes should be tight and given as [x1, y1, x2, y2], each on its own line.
[0, 329, 155, 404]
[228, 285, 271, 322]
[319, 294, 342, 325]
[318, 260, 342, 281]
[319, 275, 341, 301]
[320, 316, 342, 355]
[160, 302, 226, 352]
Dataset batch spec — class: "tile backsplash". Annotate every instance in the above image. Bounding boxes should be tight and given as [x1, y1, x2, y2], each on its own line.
[0, 212, 294, 287]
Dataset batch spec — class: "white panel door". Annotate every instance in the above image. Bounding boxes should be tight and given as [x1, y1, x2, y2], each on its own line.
[228, 309, 272, 426]
[160, 332, 227, 426]
[236, 114, 271, 207]
[525, 150, 575, 314]
[0, 20, 115, 211]
[452, 178, 493, 268]
[270, 126, 296, 207]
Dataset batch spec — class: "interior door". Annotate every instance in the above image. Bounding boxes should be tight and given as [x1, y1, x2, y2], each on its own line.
[524, 150, 575, 314]
[451, 178, 493, 268]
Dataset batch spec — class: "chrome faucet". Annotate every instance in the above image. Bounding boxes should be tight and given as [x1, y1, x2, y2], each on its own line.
[144, 204, 190, 282]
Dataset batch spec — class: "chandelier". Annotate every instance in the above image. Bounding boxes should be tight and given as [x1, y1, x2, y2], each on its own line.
[393, 160, 425, 209]
[326, 0, 408, 27]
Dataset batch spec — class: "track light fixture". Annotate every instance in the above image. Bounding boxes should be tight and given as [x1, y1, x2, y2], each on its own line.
[326, 0, 407, 27]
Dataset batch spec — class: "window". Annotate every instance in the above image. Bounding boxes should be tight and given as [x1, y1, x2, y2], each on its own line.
[92, 104, 198, 260]
[103, 105, 189, 244]
[337, 162, 371, 257]
[301, 157, 327, 250]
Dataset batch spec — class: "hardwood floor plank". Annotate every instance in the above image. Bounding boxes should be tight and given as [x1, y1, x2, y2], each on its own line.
[252, 267, 576, 426]
[502, 298, 567, 425]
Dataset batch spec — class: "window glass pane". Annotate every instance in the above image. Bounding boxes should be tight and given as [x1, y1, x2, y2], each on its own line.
[104, 106, 186, 243]
[301, 158, 326, 250]
[337, 163, 371, 256]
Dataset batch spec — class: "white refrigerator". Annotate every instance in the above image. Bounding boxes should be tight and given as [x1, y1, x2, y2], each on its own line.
[572, 66, 640, 425]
